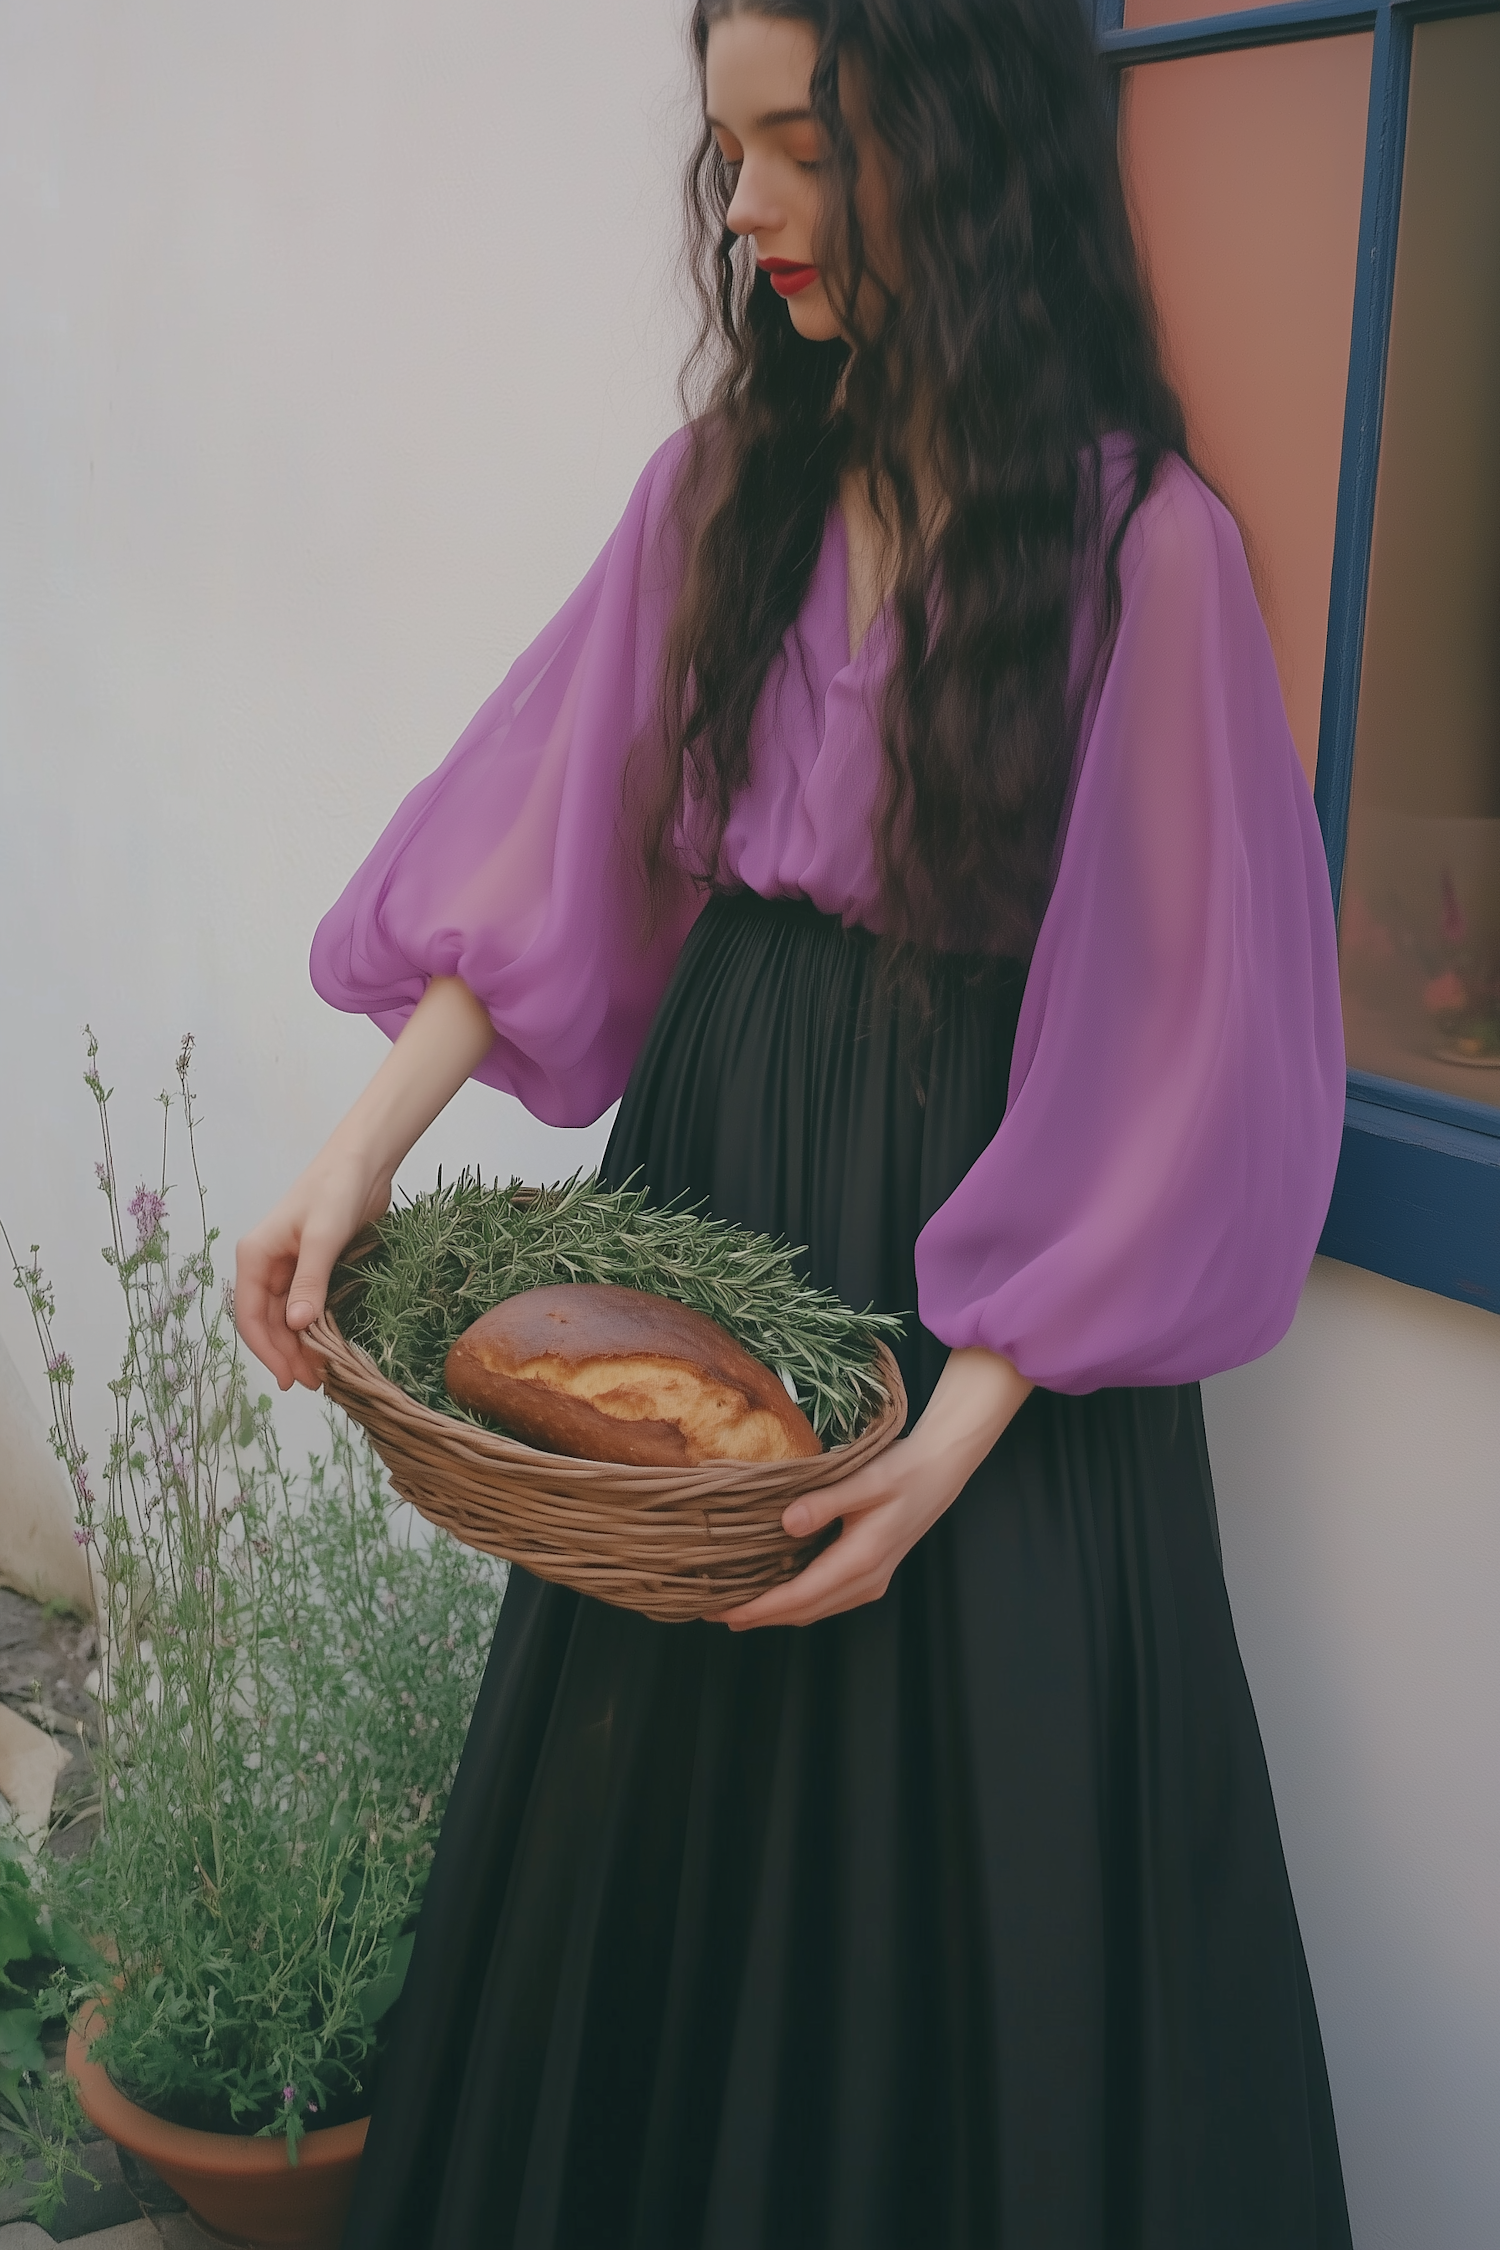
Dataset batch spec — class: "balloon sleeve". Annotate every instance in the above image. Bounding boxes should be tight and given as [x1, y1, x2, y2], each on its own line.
[309, 430, 699, 1127]
[914, 461, 1346, 1391]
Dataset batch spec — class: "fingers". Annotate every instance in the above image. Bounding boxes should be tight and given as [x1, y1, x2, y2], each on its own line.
[284, 1218, 346, 1332]
[781, 1454, 895, 1539]
[235, 1234, 326, 1395]
[712, 1510, 898, 1631]
[234, 1244, 293, 1390]
[283, 1319, 329, 1392]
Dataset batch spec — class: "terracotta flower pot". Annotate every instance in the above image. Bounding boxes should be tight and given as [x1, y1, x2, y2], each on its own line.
[66, 1998, 368, 2250]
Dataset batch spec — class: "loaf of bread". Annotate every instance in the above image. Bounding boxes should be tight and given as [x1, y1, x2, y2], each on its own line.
[443, 1282, 821, 1467]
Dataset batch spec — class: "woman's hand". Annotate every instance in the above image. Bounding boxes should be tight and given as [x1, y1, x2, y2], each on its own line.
[235, 976, 496, 1392]
[712, 1346, 1033, 1630]
[234, 1147, 394, 1392]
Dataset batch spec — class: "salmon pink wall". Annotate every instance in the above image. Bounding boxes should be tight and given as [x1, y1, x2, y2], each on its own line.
[1120, 36, 1372, 781]
[1125, 0, 1307, 28]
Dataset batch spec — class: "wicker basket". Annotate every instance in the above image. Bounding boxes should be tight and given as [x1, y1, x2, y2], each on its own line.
[306, 1235, 907, 1624]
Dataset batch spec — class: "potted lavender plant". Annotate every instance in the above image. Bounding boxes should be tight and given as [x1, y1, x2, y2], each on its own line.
[4, 1035, 504, 2250]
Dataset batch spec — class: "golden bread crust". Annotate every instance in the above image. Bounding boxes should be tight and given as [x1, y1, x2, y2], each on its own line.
[443, 1283, 822, 1466]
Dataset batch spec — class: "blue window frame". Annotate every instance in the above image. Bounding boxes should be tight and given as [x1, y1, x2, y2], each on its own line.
[1095, 0, 1500, 1314]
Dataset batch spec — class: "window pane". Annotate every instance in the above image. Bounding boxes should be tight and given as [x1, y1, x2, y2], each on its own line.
[1338, 13, 1500, 1107]
[1119, 38, 1371, 780]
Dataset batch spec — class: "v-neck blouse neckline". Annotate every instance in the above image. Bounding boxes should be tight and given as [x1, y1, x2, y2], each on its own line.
[702, 501, 894, 935]
[826, 500, 889, 674]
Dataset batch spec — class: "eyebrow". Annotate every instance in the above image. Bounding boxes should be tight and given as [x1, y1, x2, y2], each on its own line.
[704, 107, 817, 131]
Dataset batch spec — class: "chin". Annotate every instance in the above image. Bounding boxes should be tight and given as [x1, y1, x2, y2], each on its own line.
[786, 287, 843, 344]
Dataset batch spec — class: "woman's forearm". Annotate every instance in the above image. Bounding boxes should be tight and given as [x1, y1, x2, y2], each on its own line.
[900, 1344, 1034, 1487]
[326, 975, 497, 1180]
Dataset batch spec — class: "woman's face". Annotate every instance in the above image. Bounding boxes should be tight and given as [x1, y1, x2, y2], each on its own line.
[703, 10, 893, 346]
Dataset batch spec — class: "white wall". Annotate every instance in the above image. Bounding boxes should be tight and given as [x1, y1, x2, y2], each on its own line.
[1205, 1262, 1500, 2250]
[0, 0, 690, 1462]
[1, 7, 1495, 2243]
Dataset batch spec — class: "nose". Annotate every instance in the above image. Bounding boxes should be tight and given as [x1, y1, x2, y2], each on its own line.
[724, 155, 782, 242]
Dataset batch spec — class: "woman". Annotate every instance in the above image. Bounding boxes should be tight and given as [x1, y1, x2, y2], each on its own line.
[237, 3, 1352, 2243]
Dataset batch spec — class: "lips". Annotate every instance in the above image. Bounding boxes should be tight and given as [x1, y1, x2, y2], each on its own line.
[756, 257, 820, 298]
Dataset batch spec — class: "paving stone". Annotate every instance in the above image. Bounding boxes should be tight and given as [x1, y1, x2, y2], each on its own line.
[137, 2218, 230, 2248]
[108, 2160, 181, 2221]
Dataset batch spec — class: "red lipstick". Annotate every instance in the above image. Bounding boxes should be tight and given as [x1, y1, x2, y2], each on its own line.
[757, 256, 820, 298]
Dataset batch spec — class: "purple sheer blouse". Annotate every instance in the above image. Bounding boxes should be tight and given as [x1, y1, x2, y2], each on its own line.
[311, 429, 1345, 1392]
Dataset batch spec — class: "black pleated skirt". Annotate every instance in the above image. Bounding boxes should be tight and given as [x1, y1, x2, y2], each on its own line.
[342, 892, 1351, 2250]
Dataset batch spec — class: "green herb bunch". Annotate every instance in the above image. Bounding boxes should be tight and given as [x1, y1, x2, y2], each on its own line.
[4, 1036, 505, 2161]
[342, 1172, 905, 1445]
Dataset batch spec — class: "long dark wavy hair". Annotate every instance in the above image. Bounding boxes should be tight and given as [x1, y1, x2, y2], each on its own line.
[638, 0, 1192, 963]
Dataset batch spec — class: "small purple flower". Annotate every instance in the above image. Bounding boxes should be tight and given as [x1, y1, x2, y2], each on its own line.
[283, 2084, 296, 2107]
[94, 1162, 110, 1192]
[73, 1528, 93, 1548]
[46, 1354, 74, 1382]
[127, 1185, 168, 1251]
[308, 2101, 318, 2114]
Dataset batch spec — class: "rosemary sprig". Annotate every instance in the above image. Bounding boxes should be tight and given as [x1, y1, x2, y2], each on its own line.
[341, 1173, 905, 1445]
